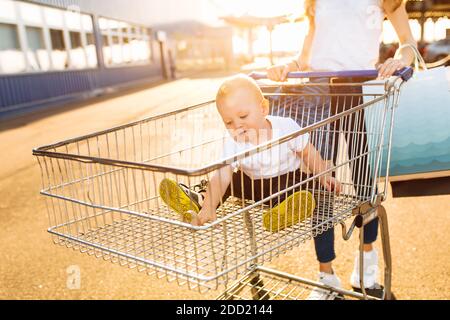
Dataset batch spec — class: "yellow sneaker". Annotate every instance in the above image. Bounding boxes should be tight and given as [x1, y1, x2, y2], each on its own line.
[159, 178, 204, 222]
[263, 190, 315, 232]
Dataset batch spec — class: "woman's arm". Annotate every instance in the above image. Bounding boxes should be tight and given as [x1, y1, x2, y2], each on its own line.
[378, 1, 417, 78]
[267, 18, 316, 82]
[295, 18, 315, 69]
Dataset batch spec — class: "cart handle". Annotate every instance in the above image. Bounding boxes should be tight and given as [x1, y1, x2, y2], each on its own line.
[249, 67, 413, 82]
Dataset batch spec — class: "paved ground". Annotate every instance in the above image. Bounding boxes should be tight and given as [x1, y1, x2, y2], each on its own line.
[0, 73, 449, 300]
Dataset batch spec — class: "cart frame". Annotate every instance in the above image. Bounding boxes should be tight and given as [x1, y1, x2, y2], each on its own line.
[33, 68, 412, 300]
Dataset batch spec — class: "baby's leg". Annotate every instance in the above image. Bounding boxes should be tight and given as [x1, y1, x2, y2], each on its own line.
[219, 170, 263, 207]
[261, 170, 315, 232]
[263, 169, 310, 207]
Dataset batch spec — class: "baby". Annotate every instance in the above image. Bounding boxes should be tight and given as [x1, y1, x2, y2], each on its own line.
[159, 74, 341, 230]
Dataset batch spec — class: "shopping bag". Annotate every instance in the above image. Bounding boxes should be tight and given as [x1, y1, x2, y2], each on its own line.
[365, 44, 450, 179]
[387, 65, 450, 178]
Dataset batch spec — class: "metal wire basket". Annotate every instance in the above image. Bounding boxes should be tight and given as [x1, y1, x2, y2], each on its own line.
[33, 70, 408, 296]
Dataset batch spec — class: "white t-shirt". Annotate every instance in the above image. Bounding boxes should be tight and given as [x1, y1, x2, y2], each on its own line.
[309, 0, 384, 71]
[222, 116, 310, 179]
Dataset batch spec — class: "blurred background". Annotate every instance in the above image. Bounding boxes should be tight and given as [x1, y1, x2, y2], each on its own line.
[0, 0, 449, 300]
[0, 0, 449, 118]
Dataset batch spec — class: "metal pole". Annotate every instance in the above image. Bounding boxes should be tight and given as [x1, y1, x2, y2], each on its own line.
[378, 205, 393, 300]
[268, 26, 274, 65]
[248, 28, 254, 61]
[159, 40, 168, 80]
[359, 225, 369, 299]
[419, 1, 426, 45]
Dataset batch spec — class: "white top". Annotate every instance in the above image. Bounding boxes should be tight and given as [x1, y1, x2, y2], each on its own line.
[222, 116, 310, 179]
[309, 0, 384, 71]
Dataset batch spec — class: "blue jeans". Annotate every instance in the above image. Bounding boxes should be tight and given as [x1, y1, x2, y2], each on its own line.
[270, 78, 379, 263]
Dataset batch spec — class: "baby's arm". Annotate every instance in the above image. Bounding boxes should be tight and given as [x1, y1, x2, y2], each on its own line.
[298, 143, 342, 193]
[192, 165, 233, 226]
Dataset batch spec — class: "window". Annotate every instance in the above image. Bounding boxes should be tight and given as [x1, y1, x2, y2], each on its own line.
[26, 26, 50, 71]
[50, 29, 65, 50]
[0, 23, 26, 74]
[123, 36, 132, 63]
[66, 13, 97, 69]
[137, 28, 151, 62]
[86, 33, 95, 46]
[69, 31, 87, 69]
[50, 28, 68, 70]
[130, 35, 140, 62]
[85, 32, 98, 67]
[111, 35, 120, 44]
[65, 11, 91, 69]
[70, 31, 82, 49]
[111, 34, 123, 64]
[99, 16, 152, 67]
[0, 1, 99, 73]
[102, 34, 111, 65]
[0, 23, 19, 50]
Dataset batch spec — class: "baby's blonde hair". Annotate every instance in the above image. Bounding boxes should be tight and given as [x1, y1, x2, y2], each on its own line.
[216, 74, 264, 109]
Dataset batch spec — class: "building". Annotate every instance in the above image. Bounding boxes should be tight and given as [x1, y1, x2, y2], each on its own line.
[155, 20, 233, 72]
[0, 0, 169, 118]
[406, 0, 450, 43]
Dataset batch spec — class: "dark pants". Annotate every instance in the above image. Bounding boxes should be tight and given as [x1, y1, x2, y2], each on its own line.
[221, 169, 310, 207]
[271, 79, 379, 263]
[316, 79, 379, 263]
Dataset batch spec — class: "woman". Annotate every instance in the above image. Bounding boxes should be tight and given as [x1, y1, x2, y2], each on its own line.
[267, 0, 416, 299]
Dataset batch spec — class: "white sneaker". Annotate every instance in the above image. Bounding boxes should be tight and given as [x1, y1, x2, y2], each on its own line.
[350, 249, 380, 289]
[307, 271, 342, 300]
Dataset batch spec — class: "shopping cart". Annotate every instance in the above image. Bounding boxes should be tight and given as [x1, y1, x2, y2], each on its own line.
[32, 67, 412, 300]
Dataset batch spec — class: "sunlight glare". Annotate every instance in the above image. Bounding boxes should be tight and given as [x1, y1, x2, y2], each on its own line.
[217, 0, 450, 55]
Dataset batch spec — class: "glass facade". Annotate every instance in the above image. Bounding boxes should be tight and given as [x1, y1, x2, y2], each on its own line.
[0, 0, 153, 74]
[98, 17, 152, 67]
[26, 26, 50, 71]
[0, 22, 26, 73]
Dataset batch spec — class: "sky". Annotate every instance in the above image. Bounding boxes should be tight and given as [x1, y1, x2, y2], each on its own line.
[203, 0, 304, 23]
[137, 0, 307, 54]
[132, 0, 304, 25]
[72, 0, 448, 47]
[76, 0, 449, 54]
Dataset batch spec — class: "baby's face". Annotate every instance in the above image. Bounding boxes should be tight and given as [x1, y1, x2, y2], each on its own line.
[218, 88, 268, 143]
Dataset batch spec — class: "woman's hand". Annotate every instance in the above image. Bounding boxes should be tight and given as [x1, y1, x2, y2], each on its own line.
[377, 58, 407, 79]
[267, 60, 305, 82]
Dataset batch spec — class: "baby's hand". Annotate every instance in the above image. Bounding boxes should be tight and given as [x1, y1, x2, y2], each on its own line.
[191, 207, 217, 227]
[319, 175, 343, 194]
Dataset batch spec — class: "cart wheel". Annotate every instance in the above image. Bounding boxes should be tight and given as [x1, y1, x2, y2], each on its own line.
[249, 276, 270, 300]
